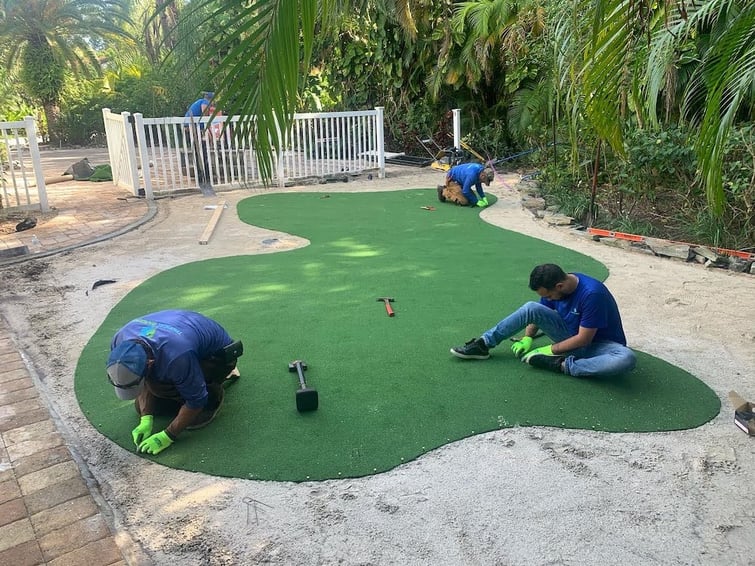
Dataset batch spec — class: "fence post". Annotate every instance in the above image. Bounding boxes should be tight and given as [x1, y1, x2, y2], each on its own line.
[121, 112, 141, 196]
[132, 113, 154, 200]
[102, 108, 118, 183]
[375, 106, 385, 179]
[275, 115, 286, 188]
[24, 116, 48, 212]
[452, 108, 461, 151]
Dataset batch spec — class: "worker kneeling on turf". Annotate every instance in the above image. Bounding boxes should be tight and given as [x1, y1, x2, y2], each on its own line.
[106, 309, 243, 455]
[451, 264, 636, 377]
[438, 163, 494, 207]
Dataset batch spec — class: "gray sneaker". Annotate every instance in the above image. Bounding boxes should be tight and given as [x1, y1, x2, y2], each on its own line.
[450, 338, 490, 360]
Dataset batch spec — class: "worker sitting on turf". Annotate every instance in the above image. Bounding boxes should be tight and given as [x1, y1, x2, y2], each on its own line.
[106, 309, 243, 455]
[450, 263, 636, 377]
[437, 162, 494, 207]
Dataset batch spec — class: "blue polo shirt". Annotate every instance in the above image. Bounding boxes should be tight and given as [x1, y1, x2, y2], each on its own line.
[448, 163, 485, 194]
[540, 273, 627, 345]
[110, 310, 232, 409]
[184, 98, 210, 128]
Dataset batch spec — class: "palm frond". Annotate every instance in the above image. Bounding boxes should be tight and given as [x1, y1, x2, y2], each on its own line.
[691, 6, 755, 214]
[508, 81, 552, 140]
[580, 0, 642, 155]
[174, 0, 327, 184]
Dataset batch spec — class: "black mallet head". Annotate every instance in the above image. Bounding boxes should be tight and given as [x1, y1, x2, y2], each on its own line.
[288, 360, 318, 412]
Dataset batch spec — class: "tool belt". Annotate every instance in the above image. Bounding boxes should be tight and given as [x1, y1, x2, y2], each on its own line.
[216, 340, 243, 364]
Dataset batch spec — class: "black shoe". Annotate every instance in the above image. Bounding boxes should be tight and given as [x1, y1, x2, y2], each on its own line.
[450, 338, 490, 360]
[526, 354, 565, 373]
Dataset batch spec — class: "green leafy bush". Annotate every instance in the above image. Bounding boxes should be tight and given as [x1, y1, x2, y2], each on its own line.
[535, 125, 754, 250]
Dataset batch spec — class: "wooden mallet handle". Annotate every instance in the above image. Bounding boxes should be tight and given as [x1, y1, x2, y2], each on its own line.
[377, 297, 395, 317]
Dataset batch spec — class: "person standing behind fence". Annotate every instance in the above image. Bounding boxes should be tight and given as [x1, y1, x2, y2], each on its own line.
[185, 91, 214, 124]
[184, 91, 214, 183]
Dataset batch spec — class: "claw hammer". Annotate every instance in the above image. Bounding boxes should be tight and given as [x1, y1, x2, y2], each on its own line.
[377, 297, 395, 317]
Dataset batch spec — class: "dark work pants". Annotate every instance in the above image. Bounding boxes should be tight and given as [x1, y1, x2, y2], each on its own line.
[140, 357, 238, 416]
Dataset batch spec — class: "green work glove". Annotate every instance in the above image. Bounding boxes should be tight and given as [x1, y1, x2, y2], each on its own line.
[137, 430, 174, 455]
[511, 336, 534, 358]
[521, 344, 554, 363]
[131, 415, 154, 446]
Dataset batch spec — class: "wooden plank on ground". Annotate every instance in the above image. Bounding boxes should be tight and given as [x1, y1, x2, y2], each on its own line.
[199, 200, 226, 245]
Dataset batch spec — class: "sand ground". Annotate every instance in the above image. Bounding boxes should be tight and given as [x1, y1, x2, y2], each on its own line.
[1, 166, 754, 565]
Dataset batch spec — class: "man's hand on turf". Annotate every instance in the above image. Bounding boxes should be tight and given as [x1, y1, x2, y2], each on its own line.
[137, 430, 174, 455]
[132, 415, 154, 445]
[511, 336, 534, 358]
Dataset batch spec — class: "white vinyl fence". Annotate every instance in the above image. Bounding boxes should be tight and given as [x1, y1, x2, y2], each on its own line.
[103, 107, 389, 198]
[0, 117, 48, 213]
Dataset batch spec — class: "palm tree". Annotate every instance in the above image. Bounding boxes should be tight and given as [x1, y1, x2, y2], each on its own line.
[0, 0, 132, 143]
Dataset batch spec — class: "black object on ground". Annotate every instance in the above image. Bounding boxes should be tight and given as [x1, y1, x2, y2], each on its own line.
[63, 158, 95, 180]
[15, 217, 37, 232]
[0, 245, 29, 259]
[288, 360, 318, 412]
[384, 155, 433, 167]
[91, 279, 117, 290]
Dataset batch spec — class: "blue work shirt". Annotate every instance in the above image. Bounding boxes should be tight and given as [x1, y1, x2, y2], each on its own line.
[540, 273, 627, 345]
[184, 98, 210, 128]
[447, 163, 486, 195]
[110, 310, 233, 409]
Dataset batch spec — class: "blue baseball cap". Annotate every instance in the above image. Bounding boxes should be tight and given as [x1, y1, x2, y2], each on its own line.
[106, 341, 147, 400]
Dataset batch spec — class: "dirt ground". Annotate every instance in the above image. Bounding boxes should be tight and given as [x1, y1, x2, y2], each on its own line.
[1, 166, 755, 566]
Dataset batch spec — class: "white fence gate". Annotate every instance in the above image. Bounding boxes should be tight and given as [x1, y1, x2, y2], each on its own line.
[103, 107, 389, 198]
[0, 117, 48, 213]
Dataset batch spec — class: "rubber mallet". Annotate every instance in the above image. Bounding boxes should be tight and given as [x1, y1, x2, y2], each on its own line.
[288, 360, 318, 412]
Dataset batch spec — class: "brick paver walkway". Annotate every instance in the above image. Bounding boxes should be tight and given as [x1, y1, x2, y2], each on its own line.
[0, 328, 127, 565]
[0, 150, 152, 565]
[0, 179, 151, 261]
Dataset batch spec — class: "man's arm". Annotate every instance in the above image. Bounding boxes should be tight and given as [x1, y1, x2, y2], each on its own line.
[165, 405, 204, 438]
[551, 326, 597, 355]
[461, 173, 476, 195]
[523, 323, 539, 338]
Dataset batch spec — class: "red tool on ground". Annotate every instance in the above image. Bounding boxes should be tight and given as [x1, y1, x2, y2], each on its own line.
[377, 297, 395, 317]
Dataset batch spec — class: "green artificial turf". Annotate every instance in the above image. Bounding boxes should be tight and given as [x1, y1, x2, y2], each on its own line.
[75, 190, 720, 481]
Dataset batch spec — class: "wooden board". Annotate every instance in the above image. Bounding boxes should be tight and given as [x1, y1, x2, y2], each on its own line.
[198, 200, 226, 245]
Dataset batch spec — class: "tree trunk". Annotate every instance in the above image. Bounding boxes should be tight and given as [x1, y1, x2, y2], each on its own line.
[42, 101, 62, 146]
[589, 139, 602, 227]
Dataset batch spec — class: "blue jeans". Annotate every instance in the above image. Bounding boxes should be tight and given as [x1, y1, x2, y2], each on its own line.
[480, 301, 636, 377]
